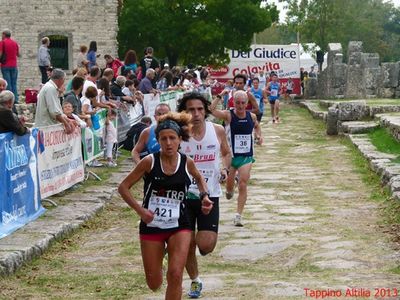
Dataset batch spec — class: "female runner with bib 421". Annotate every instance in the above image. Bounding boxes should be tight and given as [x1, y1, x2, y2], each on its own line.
[118, 112, 213, 300]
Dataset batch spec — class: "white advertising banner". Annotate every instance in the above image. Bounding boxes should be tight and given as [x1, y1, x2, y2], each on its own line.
[209, 44, 302, 94]
[37, 124, 84, 198]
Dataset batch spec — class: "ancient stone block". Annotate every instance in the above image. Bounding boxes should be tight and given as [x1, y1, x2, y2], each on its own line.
[380, 62, 399, 88]
[347, 41, 363, 56]
[337, 101, 368, 121]
[327, 107, 339, 135]
[364, 67, 380, 96]
[345, 66, 364, 98]
[332, 64, 347, 88]
[360, 53, 380, 69]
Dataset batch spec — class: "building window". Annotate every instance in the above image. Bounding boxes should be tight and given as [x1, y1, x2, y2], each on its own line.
[48, 35, 69, 70]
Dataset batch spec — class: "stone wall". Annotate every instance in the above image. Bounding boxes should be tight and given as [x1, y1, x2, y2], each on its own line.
[311, 41, 400, 99]
[0, 0, 119, 97]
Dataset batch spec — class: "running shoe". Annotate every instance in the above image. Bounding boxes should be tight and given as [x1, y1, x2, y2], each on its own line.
[225, 190, 234, 200]
[188, 281, 203, 298]
[233, 214, 244, 227]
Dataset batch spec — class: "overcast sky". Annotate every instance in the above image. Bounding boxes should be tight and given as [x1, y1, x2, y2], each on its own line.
[271, 0, 400, 23]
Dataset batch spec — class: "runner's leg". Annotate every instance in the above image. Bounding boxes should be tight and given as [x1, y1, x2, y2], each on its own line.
[236, 163, 253, 215]
[140, 239, 165, 291]
[166, 230, 191, 300]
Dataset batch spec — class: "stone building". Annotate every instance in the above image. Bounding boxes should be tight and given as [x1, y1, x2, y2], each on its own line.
[0, 0, 119, 97]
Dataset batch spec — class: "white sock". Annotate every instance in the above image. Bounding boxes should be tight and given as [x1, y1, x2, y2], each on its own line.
[192, 277, 201, 283]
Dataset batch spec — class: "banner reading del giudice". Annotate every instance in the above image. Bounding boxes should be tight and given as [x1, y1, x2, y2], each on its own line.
[37, 124, 84, 199]
[208, 44, 301, 94]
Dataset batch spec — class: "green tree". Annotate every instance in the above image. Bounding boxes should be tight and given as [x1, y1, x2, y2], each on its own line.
[256, 23, 297, 45]
[281, 0, 400, 62]
[118, 0, 279, 66]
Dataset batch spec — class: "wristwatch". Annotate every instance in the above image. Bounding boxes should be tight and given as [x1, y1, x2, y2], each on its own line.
[199, 191, 210, 200]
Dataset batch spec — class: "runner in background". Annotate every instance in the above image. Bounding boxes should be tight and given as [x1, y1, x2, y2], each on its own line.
[177, 92, 231, 298]
[210, 90, 262, 226]
[265, 73, 281, 123]
[249, 77, 266, 123]
[284, 77, 294, 103]
[131, 103, 170, 164]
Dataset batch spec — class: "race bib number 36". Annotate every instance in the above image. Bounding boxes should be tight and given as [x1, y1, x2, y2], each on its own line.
[147, 196, 180, 229]
[234, 134, 251, 153]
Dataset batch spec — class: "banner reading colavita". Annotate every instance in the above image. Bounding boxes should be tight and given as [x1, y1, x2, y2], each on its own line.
[209, 44, 301, 94]
[0, 129, 45, 239]
[37, 125, 84, 198]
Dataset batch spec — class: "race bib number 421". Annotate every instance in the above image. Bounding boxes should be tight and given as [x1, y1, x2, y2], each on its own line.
[147, 196, 180, 229]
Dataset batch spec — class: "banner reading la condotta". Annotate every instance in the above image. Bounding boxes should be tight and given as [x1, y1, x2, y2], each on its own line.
[0, 129, 45, 239]
[209, 44, 301, 93]
[37, 124, 84, 198]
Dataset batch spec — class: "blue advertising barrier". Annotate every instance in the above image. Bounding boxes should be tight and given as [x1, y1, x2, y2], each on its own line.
[0, 129, 45, 239]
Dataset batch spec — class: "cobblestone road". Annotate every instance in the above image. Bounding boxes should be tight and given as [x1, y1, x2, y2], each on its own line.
[1, 104, 399, 299]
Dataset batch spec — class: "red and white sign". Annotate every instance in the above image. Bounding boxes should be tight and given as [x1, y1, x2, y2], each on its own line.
[37, 124, 84, 198]
[209, 44, 301, 94]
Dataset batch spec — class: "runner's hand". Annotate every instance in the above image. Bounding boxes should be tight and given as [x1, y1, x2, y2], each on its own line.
[201, 196, 213, 215]
[139, 208, 154, 224]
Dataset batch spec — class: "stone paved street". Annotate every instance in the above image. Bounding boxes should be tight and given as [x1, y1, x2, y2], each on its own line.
[1, 104, 400, 299]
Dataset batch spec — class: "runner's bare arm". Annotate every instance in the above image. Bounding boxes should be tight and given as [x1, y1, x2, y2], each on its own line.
[214, 124, 232, 170]
[131, 127, 150, 164]
[251, 113, 263, 145]
[118, 156, 154, 223]
[209, 97, 231, 122]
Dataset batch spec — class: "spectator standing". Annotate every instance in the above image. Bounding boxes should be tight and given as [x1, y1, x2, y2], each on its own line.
[87, 41, 99, 70]
[138, 68, 157, 94]
[104, 109, 118, 167]
[300, 67, 305, 95]
[123, 50, 138, 74]
[110, 76, 135, 103]
[76, 45, 89, 70]
[139, 47, 160, 84]
[0, 29, 20, 102]
[0, 90, 28, 135]
[63, 76, 91, 125]
[37, 37, 51, 84]
[83, 66, 100, 96]
[62, 101, 87, 128]
[156, 70, 174, 91]
[65, 67, 87, 92]
[308, 66, 317, 78]
[34, 69, 75, 133]
[104, 54, 123, 79]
